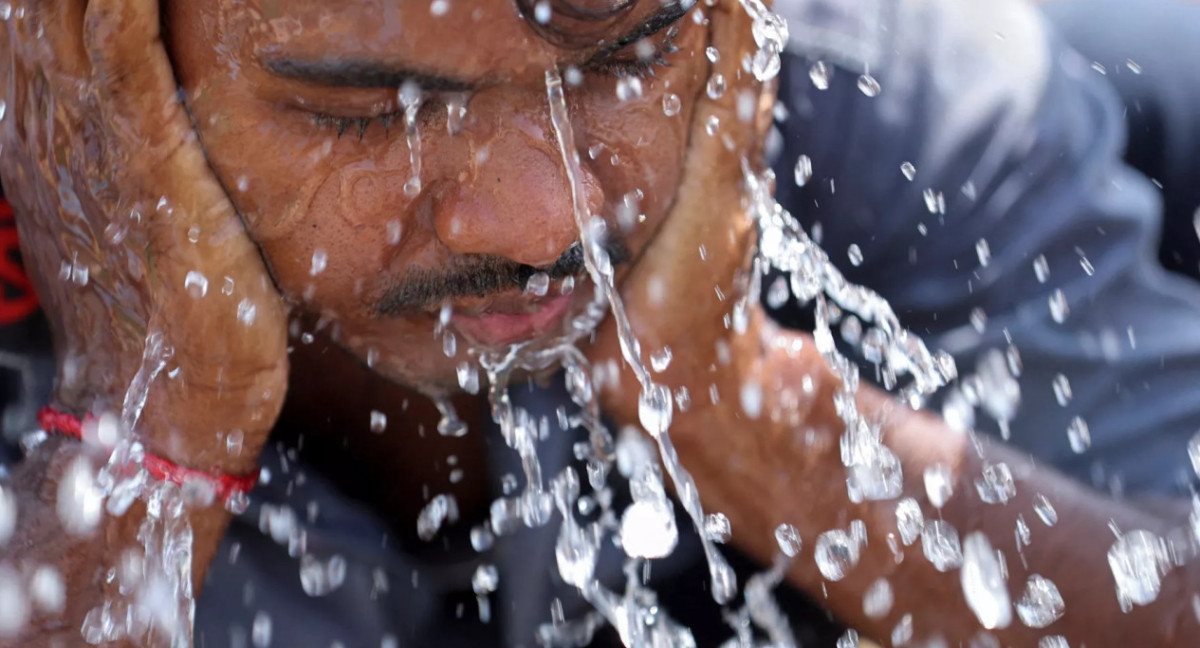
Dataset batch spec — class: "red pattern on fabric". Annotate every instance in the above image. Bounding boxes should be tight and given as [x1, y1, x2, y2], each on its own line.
[36, 406, 260, 505]
[0, 198, 40, 325]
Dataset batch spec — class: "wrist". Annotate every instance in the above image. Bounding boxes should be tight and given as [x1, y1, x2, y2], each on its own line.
[37, 406, 262, 512]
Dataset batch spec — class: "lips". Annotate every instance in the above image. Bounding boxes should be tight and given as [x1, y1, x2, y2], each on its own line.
[448, 283, 579, 348]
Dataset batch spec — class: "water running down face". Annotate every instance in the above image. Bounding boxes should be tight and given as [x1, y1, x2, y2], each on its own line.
[163, 0, 710, 390]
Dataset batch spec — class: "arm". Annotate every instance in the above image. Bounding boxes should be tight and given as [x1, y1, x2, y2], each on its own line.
[674, 313, 1197, 647]
[4, 437, 237, 646]
[0, 0, 287, 643]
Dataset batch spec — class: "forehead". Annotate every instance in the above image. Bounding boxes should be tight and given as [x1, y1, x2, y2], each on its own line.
[228, 0, 673, 82]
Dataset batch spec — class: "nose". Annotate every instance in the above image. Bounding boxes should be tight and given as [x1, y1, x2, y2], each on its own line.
[433, 124, 603, 269]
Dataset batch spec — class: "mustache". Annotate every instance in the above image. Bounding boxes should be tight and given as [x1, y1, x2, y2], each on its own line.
[371, 239, 630, 317]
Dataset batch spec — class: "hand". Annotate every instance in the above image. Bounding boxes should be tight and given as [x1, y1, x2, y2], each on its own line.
[584, 0, 858, 556]
[586, 0, 786, 434]
[0, 0, 288, 475]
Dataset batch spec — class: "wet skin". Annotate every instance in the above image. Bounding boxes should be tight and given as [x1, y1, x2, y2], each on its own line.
[158, 0, 710, 532]
[165, 0, 708, 393]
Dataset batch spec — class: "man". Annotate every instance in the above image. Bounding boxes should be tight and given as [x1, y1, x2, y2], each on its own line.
[0, 0, 1198, 647]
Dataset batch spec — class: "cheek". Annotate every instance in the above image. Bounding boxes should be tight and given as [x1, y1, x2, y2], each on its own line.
[579, 85, 701, 247]
[191, 95, 406, 315]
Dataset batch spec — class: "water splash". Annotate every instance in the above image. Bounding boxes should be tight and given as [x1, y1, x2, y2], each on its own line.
[399, 81, 423, 197]
[547, 67, 740, 606]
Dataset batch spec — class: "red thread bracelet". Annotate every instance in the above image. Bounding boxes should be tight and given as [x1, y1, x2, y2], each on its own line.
[37, 406, 259, 506]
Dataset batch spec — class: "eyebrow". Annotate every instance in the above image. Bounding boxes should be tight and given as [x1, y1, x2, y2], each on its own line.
[260, 1, 692, 92]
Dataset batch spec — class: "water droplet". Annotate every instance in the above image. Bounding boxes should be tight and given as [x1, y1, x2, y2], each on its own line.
[369, 410, 387, 433]
[555, 521, 598, 588]
[922, 520, 963, 571]
[252, 611, 273, 647]
[662, 93, 681, 116]
[975, 462, 1016, 504]
[765, 276, 791, 309]
[863, 578, 893, 619]
[896, 497, 924, 545]
[847, 244, 864, 266]
[430, 0, 449, 15]
[901, 161, 917, 181]
[809, 61, 831, 90]
[1015, 574, 1064, 628]
[857, 74, 881, 97]
[1187, 431, 1200, 477]
[1079, 256, 1095, 276]
[1048, 289, 1069, 323]
[923, 463, 954, 509]
[794, 154, 813, 187]
[385, 220, 403, 245]
[706, 74, 726, 99]
[837, 629, 859, 648]
[456, 362, 480, 394]
[0, 100, 7, 123]
[184, 270, 209, 299]
[310, 248, 328, 276]
[970, 307, 988, 333]
[961, 532, 1012, 630]
[1108, 529, 1170, 610]
[638, 383, 673, 438]
[650, 347, 673, 373]
[1052, 374, 1072, 406]
[705, 114, 720, 136]
[533, 0, 551, 23]
[1033, 494, 1058, 526]
[1034, 255, 1050, 283]
[891, 614, 914, 646]
[1126, 59, 1143, 74]
[0, 4, 10, 21]
[1067, 416, 1091, 453]
[525, 272, 550, 296]
[620, 500, 678, 558]
[704, 513, 731, 543]
[1039, 636, 1069, 648]
[471, 525, 494, 552]
[443, 331, 457, 358]
[0, 564, 27, 637]
[616, 77, 643, 102]
[0, 487, 14, 546]
[814, 527, 862, 581]
[57, 456, 103, 536]
[774, 523, 802, 557]
[471, 564, 499, 594]
[226, 429, 244, 456]
[299, 554, 348, 597]
[237, 299, 258, 326]
[976, 239, 991, 267]
[739, 381, 763, 419]
[29, 565, 64, 615]
[750, 43, 782, 81]
[923, 188, 946, 214]
[417, 494, 459, 541]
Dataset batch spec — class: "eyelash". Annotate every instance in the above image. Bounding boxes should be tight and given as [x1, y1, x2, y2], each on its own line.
[591, 28, 680, 80]
[312, 111, 408, 140]
[310, 27, 681, 137]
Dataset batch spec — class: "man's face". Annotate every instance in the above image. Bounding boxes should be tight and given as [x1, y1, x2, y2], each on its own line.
[165, 0, 708, 390]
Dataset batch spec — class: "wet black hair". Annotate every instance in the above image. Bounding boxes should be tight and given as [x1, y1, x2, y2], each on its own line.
[514, 0, 639, 48]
